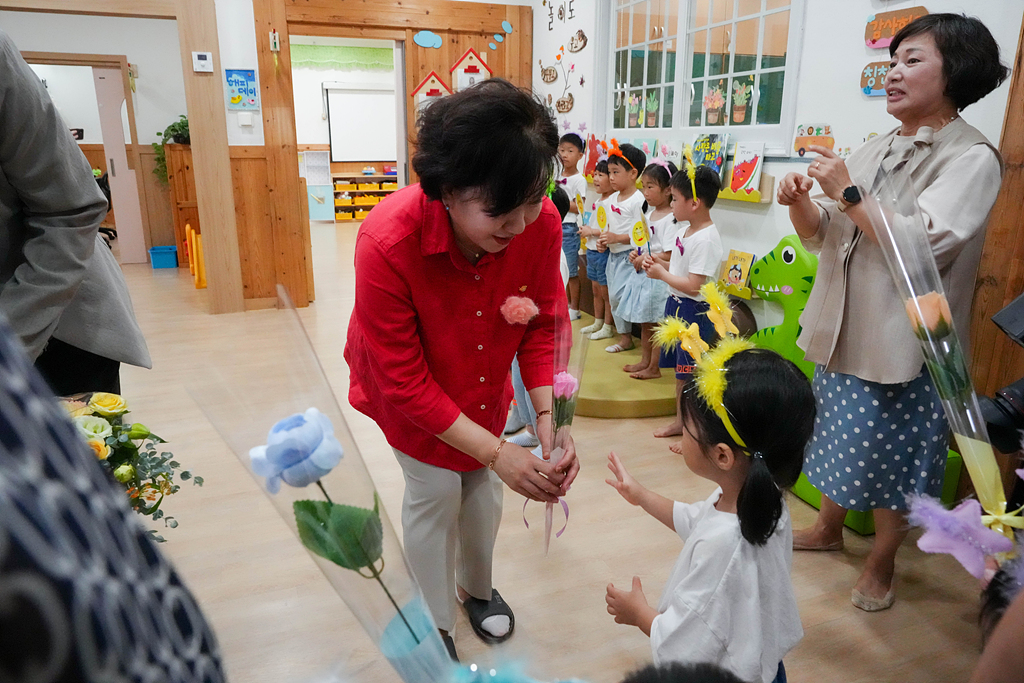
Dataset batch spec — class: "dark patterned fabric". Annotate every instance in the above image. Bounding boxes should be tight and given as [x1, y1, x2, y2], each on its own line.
[0, 316, 224, 682]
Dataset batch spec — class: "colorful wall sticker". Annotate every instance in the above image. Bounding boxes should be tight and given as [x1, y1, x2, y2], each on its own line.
[793, 123, 834, 157]
[865, 7, 928, 48]
[861, 61, 890, 96]
[413, 31, 443, 49]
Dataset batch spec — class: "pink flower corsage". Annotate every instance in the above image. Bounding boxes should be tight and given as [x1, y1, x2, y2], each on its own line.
[500, 296, 539, 325]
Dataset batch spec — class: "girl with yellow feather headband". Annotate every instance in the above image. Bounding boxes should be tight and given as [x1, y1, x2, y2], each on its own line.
[605, 282, 816, 683]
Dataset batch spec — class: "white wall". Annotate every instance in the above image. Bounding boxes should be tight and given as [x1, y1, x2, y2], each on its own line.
[2, 11, 187, 145]
[29, 64, 102, 143]
[215, 0, 265, 145]
[531, 0, 598, 144]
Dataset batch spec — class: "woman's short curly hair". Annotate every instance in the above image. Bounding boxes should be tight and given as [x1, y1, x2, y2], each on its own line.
[412, 78, 558, 217]
[890, 13, 1009, 110]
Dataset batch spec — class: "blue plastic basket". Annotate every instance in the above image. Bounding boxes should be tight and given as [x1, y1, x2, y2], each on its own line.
[149, 245, 178, 269]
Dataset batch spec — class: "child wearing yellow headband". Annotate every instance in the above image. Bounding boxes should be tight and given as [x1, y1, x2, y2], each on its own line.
[605, 344, 815, 683]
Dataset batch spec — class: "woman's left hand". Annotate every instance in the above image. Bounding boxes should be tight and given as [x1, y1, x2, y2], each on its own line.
[806, 146, 854, 202]
[536, 417, 580, 495]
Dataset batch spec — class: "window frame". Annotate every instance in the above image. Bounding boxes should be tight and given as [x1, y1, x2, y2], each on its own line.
[599, 0, 806, 156]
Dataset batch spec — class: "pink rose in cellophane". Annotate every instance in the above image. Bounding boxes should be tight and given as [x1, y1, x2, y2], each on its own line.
[553, 371, 579, 400]
[500, 296, 540, 325]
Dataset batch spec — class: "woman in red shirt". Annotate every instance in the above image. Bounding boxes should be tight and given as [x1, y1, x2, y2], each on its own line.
[344, 79, 577, 660]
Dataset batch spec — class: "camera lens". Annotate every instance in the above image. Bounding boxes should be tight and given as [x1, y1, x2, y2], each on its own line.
[980, 378, 1024, 454]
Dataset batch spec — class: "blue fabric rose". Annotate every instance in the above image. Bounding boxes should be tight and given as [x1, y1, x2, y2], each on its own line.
[249, 408, 343, 493]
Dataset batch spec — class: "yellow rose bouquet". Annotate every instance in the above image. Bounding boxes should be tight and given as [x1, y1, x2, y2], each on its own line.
[61, 391, 202, 541]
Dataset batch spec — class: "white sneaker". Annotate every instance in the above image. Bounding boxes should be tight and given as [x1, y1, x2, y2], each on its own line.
[589, 324, 615, 340]
[568, 308, 581, 321]
[508, 431, 540, 448]
[580, 320, 602, 334]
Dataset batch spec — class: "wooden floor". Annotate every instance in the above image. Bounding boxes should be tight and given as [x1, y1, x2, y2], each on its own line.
[120, 221, 983, 683]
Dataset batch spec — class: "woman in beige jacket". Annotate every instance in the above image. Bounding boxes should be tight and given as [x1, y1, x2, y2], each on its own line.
[776, 14, 1008, 611]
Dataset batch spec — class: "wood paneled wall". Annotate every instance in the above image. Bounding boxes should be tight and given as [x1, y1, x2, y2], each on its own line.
[230, 152, 277, 302]
[970, 14, 1024, 398]
[138, 148, 176, 248]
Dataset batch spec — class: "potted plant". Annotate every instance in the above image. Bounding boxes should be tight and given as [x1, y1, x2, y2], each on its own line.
[703, 87, 725, 124]
[628, 94, 642, 127]
[645, 92, 659, 127]
[152, 115, 190, 184]
[732, 82, 752, 123]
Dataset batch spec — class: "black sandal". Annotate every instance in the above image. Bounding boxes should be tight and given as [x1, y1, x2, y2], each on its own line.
[462, 589, 515, 644]
[441, 633, 459, 662]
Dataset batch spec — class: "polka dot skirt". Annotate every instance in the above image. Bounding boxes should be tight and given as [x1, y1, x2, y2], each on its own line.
[804, 369, 948, 512]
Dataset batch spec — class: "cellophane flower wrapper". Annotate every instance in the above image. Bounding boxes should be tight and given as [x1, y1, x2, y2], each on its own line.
[189, 286, 451, 683]
[861, 170, 1020, 540]
[541, 316, 589, 553]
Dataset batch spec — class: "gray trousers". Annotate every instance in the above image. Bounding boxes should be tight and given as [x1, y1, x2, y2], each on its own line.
[394, 449, 504, 632]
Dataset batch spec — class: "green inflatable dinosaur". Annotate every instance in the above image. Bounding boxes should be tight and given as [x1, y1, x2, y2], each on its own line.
[749, 235, 818, 380]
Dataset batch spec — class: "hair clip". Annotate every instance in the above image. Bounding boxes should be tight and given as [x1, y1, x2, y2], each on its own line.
[647, 158, 672, 172]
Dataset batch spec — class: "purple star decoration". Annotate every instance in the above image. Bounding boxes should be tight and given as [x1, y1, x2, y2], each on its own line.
[908, 495, 1013, 579]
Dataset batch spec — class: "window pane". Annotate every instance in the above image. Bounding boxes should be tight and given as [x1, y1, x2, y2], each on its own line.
[649, 0, 667, 41]
[665, 38, 677, 83]
[688, 81, 705, 126]
[615, 50, 629, 91]
[632, 2, 649, 45]
[766, 0, 789, 9]
[690, 30, 707, 78]
[732, 17, 758, 72]
[614, 94, 626, 129]
[617, 9, 630, 49]
[691, 0, 709, 28]
[757, 70, 785, 124]
[630, 48, 645, 87]
[665, 0, 680, 37]
[645, 88, 661, 127]
[762, 10, 789, 68]
[738, 0, 761, 16]
[729, 76, 753, 126]
[647, 42, 664, 85]
[628, 90, 644, 128]
[662, 85, 675, 127]
[710, 0, 733, 23]
[704, 77, 727, 126]
[707, 24, 729, 76]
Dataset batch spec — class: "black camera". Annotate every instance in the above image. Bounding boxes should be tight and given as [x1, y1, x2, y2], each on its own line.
[979, 292, 1024, 454]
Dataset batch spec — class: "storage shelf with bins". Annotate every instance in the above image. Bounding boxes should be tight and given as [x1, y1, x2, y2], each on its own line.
[334, 173, 400, 222]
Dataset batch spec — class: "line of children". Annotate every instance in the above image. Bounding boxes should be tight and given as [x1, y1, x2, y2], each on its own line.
[618, 160, 678, 380]
[606, 342, 816, 683]
[556, 133, 588, 321]
[598, 141, 647, 354]
[579, 159, 616, 340]
[642, 165, 724, 450]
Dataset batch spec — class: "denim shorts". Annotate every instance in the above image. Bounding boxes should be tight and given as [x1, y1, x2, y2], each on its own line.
[561, 222, 580, 277]
[585, 249, 609, 285]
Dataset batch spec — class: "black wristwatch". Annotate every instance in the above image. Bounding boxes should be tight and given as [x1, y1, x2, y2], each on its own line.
[837, 185, 861, 212]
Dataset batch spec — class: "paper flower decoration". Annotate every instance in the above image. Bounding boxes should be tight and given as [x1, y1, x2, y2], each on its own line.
[909, 495, 1014, 579]
[701, 281, 739, 338]
[702, 87, 725, 111]
[500, 296, 540, 325]
[250, 408, 343, 493]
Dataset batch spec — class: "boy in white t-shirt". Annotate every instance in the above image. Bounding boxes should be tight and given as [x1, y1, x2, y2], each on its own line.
[642, 165, 724, 450]
[579, 159, 617, 340]
[557, 133, 588, 320]
[598, 141, 647, 354]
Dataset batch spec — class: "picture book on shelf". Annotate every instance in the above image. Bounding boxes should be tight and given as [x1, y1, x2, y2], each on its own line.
[728, 142, 765, 194]
[719, 249, 755, 296]
[691, 133, 730, 176]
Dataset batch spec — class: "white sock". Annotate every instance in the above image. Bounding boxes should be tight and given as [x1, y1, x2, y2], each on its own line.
[590, 324, 615, 340]
[480, 615, 511, 638]
[580, 320, 601, 334]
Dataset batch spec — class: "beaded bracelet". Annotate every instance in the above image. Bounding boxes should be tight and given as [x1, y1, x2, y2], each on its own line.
[535, 409, 552, 418]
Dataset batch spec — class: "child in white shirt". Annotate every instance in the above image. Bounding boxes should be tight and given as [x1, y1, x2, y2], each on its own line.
[605, 344, 815, 683]
[643, 165, 724, 448]
[579, 159, 617, 340]
[557, 133, 588, 320]
[597, 141, 647, 354]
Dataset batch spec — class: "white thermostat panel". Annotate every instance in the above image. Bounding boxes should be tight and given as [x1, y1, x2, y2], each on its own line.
[192, 51, 214, 73]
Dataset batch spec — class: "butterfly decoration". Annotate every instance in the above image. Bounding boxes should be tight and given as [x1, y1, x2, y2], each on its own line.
[580, 76, 585, 87]
[557, 178, 568, 185]
[610, 204, 622, 215]
[676, 236, 685, 254]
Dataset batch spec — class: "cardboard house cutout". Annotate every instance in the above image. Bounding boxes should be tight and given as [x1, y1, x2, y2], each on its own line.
[450, 48, 493, 92]
[411, 71, 453, 113]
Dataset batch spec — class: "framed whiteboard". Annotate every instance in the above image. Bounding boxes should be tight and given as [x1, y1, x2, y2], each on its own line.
[325, 82, 397, 162]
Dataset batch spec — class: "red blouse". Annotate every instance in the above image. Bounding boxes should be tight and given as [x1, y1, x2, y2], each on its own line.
[345, 185, 568, 471]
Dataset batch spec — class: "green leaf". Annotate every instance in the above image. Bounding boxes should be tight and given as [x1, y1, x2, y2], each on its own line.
[193, 476, 204, 486]
[169, 461, 180, 468]
[167, 519, 178, 529]
[180, 471, 191, 481]
[293, 496, 383, 572]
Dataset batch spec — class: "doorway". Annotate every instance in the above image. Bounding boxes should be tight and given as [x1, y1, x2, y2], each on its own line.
[24, 52, 150, 264]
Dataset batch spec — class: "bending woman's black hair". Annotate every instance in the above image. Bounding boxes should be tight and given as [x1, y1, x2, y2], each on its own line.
[413, 78, 559, 217]
[680, 348, 816, 545]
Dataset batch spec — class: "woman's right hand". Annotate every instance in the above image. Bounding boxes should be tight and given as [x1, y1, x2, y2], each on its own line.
[777, 172, 814, 206]
[493, 442, 565, 503]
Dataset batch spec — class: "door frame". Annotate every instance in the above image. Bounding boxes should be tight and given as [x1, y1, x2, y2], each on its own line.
[22, 50, 153, 249]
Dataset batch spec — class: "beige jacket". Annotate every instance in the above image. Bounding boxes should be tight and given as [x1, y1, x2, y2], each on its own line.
[797, 118, 1002, 384]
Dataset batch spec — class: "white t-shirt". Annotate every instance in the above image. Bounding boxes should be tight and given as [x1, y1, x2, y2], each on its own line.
[668, 223, 724, 299]
[607, 190, 646, 254]
[646, 210, 677, 255]
[557, 172, 588, 226]
[651, 488, 803, 683]
[586, 195, 611, 253]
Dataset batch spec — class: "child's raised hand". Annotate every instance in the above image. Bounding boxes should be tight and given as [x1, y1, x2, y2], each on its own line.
[606, 576, 654, 631]
[606, 451, 643, 506]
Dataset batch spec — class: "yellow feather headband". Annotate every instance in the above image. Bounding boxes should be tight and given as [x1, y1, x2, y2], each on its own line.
[700, 281, 739, 338]
[682, 144, 698, 200]
[693, 336, 755, 449]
